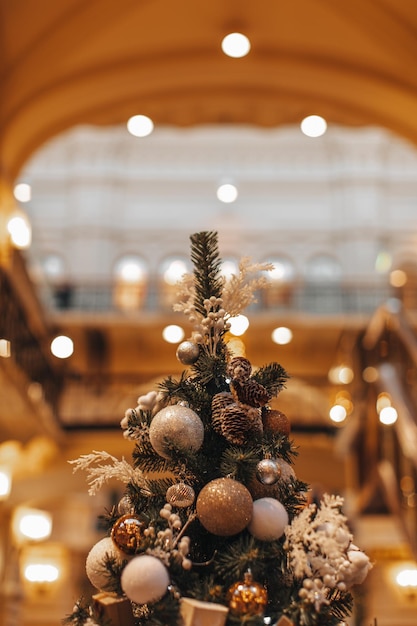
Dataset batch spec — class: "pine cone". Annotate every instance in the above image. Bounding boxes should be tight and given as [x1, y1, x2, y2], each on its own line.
[226, 356, 252, 382]
[220, 404, 263, 445]
[230, 378, 270, 407]
[211, 391, 234, 433]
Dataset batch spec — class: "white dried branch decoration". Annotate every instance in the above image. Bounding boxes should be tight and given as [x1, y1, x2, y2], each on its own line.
[69, 450, 141, 496]
[221, 257, 273, 318]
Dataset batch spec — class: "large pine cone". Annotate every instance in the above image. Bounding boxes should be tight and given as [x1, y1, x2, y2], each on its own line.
[220, 404, 263, 445]
[230, 378, 270, 407]
[211, 391, 234, 433]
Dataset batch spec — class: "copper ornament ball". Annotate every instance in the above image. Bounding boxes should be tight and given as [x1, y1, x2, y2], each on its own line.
[262, 409, 291, 437]
[227, 570, 268, 617]
[111, 513, 146, 555]
[196, 477, 253, 536]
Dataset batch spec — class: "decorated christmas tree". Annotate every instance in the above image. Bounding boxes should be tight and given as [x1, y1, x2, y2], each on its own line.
[65, 231, 371, 626]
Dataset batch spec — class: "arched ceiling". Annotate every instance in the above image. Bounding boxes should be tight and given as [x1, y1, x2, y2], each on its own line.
[1, 0, 417, 182]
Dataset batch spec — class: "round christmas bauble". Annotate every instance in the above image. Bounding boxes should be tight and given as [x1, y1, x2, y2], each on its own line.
[111, 513, 146, 554]
[121, 554, 170, 605]
[86, 537, 123, 591]
[149, 404, 204, 459]
[256, 458, 281, 485]
[247, 477, 279, 501]
[176, 340, 200, 365]
[247, 497, 289, 541]
[262, 409, 291, 437]
[166, 482, 195, 508]
[117, 494, 134, 515]
[227, 570, 268, 617]
[276, 458, 296, 483]
[196, 477, 253, 536]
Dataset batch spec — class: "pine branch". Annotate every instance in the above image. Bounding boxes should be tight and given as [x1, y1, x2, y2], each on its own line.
[190, 231, 223, 317]
[253, 362, 289, 398]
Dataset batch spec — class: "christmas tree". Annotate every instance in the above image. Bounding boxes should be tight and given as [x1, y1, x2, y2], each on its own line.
[66, 231, 371, 626]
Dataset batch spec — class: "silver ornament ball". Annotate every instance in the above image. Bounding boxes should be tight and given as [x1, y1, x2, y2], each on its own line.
[176, 340, 200, 365]
[256, 458, 281, 485]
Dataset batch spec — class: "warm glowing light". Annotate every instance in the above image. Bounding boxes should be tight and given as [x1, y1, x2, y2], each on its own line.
[221, 33, 251, 58]
[162, 325, 185, 344]
[50, 335, 74, 359]
[7, 214, 32, 248]
[216, 183, 238, 203]
[221, 259, 238, 279]
[376, 392, 391, 414]
[0, 339, 11, 358]
[163, 259, 188, 285]
[328, 365, 354, 384]
[329, 404, 347, 423]
[24, 563, 59, 583]
[228, 315, 249, 336]
[0, 468, 11, 499]
[115, 258, 146, 283]
[16, 510, 52, 541]
[362, 366, 378, 383]
[127, 115, 154, 137]
[13, 183, 32, 203]
[271, 327, 293, 345]
[396, 567, 417, 588]
[390, 269, 407, 287]
[335, 391, 353, 415]
[379, 406, 398, 425]
[300, 115, 327, 137]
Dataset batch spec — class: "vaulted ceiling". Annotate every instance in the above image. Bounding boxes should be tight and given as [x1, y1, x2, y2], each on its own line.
[2, 0, 417, 184]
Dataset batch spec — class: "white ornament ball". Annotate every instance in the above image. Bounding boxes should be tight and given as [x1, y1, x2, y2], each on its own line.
[121, 554, 170, 604]
[149, 404, 204, 459]
[247, 497, 289, 541]
[86, 537, 123, 591]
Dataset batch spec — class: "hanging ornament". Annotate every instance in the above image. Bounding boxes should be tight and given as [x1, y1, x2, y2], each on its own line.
[176, 340, 200, 365]
[86, 537, 124, 592]
[121, 554, 170, 605]
[117, 494, 134, 515]
[262, 408, 291, 437]
[227, 569, 268, 617]
[149, 404, 204, 460]
[247, 497, 289, 541]
[196, 477, 253, 536]
[111, 513, 147, 555]
[276, 458, 296, 483]
[166, 482, 195, 508]
[256, 457, 281, 485]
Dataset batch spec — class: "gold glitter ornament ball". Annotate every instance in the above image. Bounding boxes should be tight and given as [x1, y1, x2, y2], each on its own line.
[196, 477, 253, 536]
[149, 404, 204, 460]
[227, 569, 268, 617]
[111, 513, 147, 555]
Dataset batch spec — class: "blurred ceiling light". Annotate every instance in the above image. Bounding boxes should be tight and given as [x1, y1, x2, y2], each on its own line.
[390, 269, 407, 287]
[228, 314, 249, 336]
[24, 563, 59, 583]
[14, 507, 52, 542]
[329, 404, 347, 423]
[162, 325, 185, 344]
[127, 114, 154, 137]
[163, 259, 188, 285]
[395, 566, 417, 596]
[7, 212, 32, 248]
[0, 339, 11, 358]
[328, 364, 354, 384]
[376, 392, 391, 414]
[13, 182, 32, 203]
[115, 257, 146, 283]
[271, 326, 293, 345]
[50, 335, 74, 359]
[379, 405, 398, 425]
[300, 115, 327, 137]
[221, 32, 251, 58]
[0, 467, 12, 500]
[216, 183, 238, 203]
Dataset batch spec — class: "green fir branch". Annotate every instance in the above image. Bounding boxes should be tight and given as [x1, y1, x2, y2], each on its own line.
[252, 362, 289, 398]
[190, 231, 224, 317]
